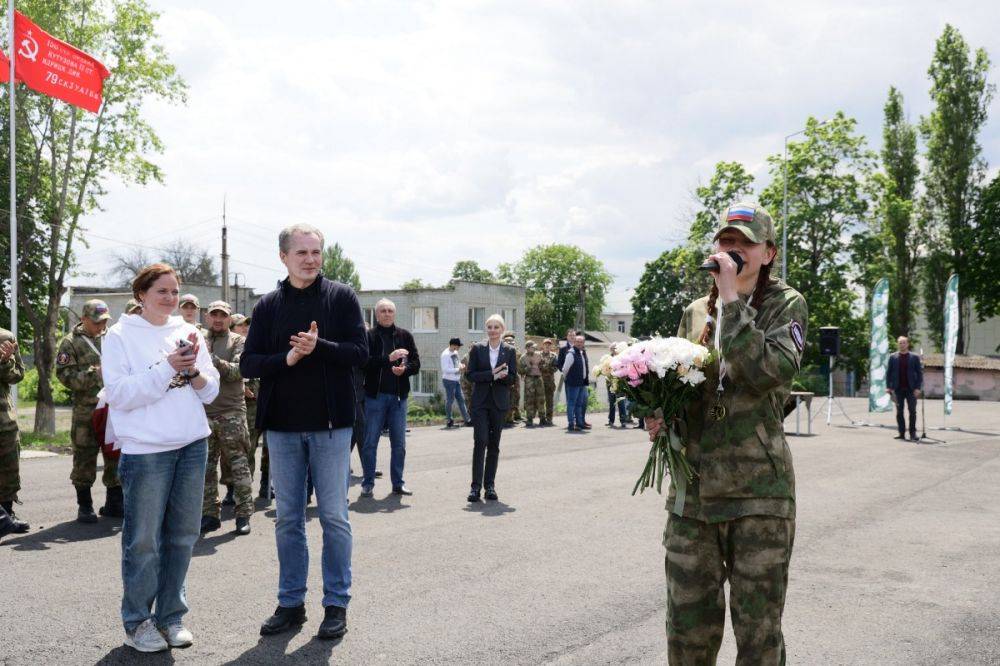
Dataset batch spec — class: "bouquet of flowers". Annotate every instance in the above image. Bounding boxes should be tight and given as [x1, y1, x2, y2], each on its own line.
[595, 337, 712, 507]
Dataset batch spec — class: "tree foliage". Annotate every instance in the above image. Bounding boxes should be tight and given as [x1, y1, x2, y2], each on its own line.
[967, 173, 1000, 337]
[3, 0, 186, 434]
[919, 24, 994, 353]
[401, 278, 430, 290]
[450, 260, 494, 283]
[110, 240, 217, 286]
[321, 242, 361, 290]
[502, 244, 612, 336]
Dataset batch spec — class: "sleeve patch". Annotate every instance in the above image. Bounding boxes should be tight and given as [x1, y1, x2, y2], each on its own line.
[789, 321, 805, 353]
[56, 351, 71, 366]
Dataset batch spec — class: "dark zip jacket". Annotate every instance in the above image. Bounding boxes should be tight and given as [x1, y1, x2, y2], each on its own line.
[240, 275, 368, 431]
[363, 324, 420, 400]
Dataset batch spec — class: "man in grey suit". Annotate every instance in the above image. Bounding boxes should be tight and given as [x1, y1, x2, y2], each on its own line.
[887, 336, 923, 441]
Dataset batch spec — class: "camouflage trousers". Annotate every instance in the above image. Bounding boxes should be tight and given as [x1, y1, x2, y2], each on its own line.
[505, 376, 522, 423]
[221, 410, 259, 485]
[203, 415, 254, 519]
[461, 380, 473, 410]
[70, 406, 119, 489]
[542, 378, 556, 421]
[664, 513, 794, 665]
[522, 376, 544, 421]
[0, 428, 20, 503]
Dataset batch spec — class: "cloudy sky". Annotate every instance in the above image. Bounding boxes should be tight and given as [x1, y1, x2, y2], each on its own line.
[72, 0, 1000, 311]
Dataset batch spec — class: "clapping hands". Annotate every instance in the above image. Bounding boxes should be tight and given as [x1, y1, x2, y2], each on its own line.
[287, 321, 319, 366]
[0, 339, 15, 362]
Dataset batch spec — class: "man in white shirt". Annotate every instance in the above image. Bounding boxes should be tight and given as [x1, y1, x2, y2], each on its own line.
[440, 338, 471, 428]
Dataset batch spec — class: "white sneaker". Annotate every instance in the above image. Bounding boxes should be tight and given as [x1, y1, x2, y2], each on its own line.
[125, 619, 169, 653]
[160, 623, 194, 648]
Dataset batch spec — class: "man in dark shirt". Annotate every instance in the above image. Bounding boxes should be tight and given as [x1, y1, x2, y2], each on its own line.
[359, 299, 419, 498]
[240, 224, 368, 641]
[887, 335, 923, 441]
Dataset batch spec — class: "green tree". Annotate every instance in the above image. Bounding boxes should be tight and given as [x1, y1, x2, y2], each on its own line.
[321, 242, 361, 290]
[967, 174, 1000, 342]
[688, 161, 756, 245]
[4, 0, 186, 434]
[919, 25, 994, 353]
[760, 113, 875, 379]
[631, 246, 695, 337]
[503, 245, 612, 336]
[109, 240, 218, 287]
[401, 278, 429, 290]
[450, 260, 494, 283]
[524, 292, 556, 336]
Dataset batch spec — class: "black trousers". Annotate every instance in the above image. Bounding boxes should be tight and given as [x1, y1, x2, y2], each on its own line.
[895, 389, 918, 436]
[606, 386, 629, 424]
[471, 405, 504, 491]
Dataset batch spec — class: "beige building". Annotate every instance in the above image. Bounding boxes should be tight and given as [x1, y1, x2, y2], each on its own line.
[65, 283, 262, 328]
[601, 311, 634, 336]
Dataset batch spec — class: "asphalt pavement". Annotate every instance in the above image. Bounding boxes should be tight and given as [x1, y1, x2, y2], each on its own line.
[2, 398, 999, 665]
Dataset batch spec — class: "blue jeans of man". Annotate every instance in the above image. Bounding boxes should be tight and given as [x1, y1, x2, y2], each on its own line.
[443, 379, 469, 423]
[119, 438, 207, 632]
[565, 385, 588, 428]
[607, 385, 629, 424]
[267, 428, 352, 609]
[362, 393, 407, 489]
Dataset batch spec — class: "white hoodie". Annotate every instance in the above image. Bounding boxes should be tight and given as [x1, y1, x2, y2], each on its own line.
[101, 314, 220, 455]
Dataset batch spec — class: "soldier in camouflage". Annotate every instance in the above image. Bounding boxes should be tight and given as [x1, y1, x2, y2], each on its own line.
[233, 313, 267, 497]
[200, 301, 254, 536]
[539, 339, 558, 426]
[648, 203, 807, 665]
[517, 341, 545, 427]
[0, 327, 29, 537]
[503, 332, 521, 426]
[56, 299, 122, 522]
[179, 293, 205, 334]
[459, 350, 473, 410]
[124, 298, 143, 315]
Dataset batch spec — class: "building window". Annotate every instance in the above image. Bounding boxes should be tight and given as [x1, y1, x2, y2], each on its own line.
[501, 308, 517, 331]
[468, 307, 485, 332]
[617, 320, 626, 333]
[413, 306, 438, 332]
[362, 307, 375, 328]
[414, 369, 440, 396]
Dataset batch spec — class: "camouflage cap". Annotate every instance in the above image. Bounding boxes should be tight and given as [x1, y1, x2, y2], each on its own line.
[179, 293, 200, 308]
[125, 298, 143, 314]
[503, 332, 515, 341]
[230, 313, 249, 327]
[525, 340, 536, 349]
[207, 300, 232, 315]
[542, 338, 554, 345]
[713, 202, 777, 245]
[83, 299, 111, 322]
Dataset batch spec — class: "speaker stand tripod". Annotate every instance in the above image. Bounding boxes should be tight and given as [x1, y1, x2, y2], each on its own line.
[811, 355, 860, 426]
[917, 391, 946, 444]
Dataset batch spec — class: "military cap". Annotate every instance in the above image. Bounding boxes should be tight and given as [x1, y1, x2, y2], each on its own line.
[207, 300, 232, 315]
[542, 338, 554, 345]
[125, 298, 143, 314]
[82, 299, 111, 322]
[179, 293, 200, 308]
[713, 202, 777, 245]
[503, 332, 515, 341]
[230, 313, 249, 327]
[525, 341, 536, 349]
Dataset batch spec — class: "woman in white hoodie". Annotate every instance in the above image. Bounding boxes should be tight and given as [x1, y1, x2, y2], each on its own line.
[101, 263, 220, 654]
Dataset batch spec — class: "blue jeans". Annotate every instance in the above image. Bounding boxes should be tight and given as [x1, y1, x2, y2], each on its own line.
[267, 428, 352, 608]
[118, 439, 207, 632]
[362, 393, 407, 488]
[565, 385, 588, 428]
[443, 379, 469, 423]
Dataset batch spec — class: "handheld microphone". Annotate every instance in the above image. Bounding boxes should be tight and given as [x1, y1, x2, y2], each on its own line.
[698, 251, 745, 274]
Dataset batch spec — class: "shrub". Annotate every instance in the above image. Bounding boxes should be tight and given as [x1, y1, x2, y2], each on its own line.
[18, 367, 73, 406]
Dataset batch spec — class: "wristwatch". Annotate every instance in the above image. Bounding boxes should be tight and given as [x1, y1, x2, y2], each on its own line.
[187, 368, 201, 380]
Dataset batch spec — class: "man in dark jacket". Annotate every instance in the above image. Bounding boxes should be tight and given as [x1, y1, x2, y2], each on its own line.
[240, 224, 368, 641]
[360, 299, 419, 498]
[887, 335, 923, 441]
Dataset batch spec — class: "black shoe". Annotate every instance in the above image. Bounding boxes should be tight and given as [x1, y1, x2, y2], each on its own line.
[99, 486, 125, 518]
[525, 420, 535, 428]
[200, 515, 221, 534]
[894, 434, 906, 440]
[258, 485, 270, 500]
[222, 485, 235, 506]
[910, 433, 918, 442]
[464, 420, 474, 427]
[484, 488, 498, 501]
[467, 490, 481, 503]
[392, 485, 413, 496]
[359, 486, 374, 498]
[374, 469, 383, 478]
[235, 516, 251, 535]
[317, 605, 347, 640]
[567, 425, 578, 432]
[446, 419, 455, 428]
[260, 604, 307, 636]
[76, 486, 98, 523]
[606, 421, 615, 427]
[0, 502, 28, 537]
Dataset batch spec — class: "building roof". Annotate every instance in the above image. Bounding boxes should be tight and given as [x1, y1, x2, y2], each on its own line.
[582, 330, 632, 344]
[357, 279, 526, 296]
[922, 353, 1000, 371]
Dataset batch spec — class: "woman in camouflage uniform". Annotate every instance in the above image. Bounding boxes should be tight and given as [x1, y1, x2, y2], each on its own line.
[648, 203, 807, 665]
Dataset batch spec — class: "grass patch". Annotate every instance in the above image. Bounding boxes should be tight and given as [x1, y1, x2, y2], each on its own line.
[20, 430, 72, 454]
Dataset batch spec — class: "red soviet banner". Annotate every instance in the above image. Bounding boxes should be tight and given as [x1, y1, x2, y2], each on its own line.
[13, 11, 110, 113]
[0, 50, 9, 84]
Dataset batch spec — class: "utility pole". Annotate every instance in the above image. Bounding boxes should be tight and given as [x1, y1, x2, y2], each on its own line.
[575, 284, 587, 331]
[221, 196, 229, 303]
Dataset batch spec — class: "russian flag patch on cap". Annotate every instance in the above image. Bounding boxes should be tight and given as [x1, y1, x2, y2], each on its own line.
[727, 206, 755, 223]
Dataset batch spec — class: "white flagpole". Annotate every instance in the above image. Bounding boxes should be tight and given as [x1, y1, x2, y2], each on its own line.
[8, 0, 16, 410]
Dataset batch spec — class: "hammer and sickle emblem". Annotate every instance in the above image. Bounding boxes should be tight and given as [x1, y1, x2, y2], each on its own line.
[19, 30, 39, 62]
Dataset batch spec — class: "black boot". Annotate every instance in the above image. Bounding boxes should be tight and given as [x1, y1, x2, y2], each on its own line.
[260, 604, 306, 636]
[222, 485, 235, 506]
[76, 486, 98, 523]
[258, 470, 270, 499]
[0, 501, 29, 536]
[99, 486, 125, 518]
[317, 605, 347, 640]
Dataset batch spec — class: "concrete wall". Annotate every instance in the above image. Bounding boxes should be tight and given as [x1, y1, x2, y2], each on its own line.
[66, 284, 261, 328]
[923, 367, 1000, 401]
[601, 312, 633, 337]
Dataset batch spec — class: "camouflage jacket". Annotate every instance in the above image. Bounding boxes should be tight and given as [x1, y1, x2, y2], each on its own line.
[539, 351, 558, 380]
[205, 329, 246, 418]
[55, 324, 104, 406]
[459, 352, 473, 392]
[518, 351, 544, 377]
[0, 327, 26, 432]
[672, 278, 808, 523]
